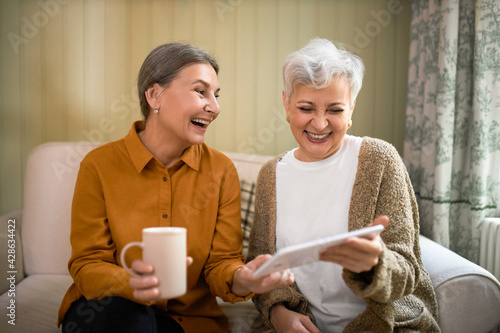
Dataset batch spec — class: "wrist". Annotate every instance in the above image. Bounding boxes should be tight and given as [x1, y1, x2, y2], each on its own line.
[231, 267, 251, 296]
[269, 302, 286, 320]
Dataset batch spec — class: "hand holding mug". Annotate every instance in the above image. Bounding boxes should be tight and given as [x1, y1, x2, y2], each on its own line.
[128, 257, 193, 302]
[121, 227, 188, 301]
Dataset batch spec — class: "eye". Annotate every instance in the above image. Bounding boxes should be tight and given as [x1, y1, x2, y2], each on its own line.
[298, 107, 312, 112]
[327, 109, 344, 113]
[195, 89, 205, 95]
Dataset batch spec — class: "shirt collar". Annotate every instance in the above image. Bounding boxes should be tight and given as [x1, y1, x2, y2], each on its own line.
[124, 121, 201, 172]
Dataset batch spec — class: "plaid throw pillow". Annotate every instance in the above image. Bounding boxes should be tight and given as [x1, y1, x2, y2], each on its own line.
[240, 180, 256, 258]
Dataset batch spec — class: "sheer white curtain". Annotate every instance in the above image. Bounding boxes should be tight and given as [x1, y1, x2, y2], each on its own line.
[404, 0, 500, 263]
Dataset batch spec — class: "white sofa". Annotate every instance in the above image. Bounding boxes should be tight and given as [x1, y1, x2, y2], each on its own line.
[1, 142, 499, 333]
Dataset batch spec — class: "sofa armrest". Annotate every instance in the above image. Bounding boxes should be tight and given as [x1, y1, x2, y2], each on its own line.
[419, 235, 500, 333]
[0, 209, 25, 295]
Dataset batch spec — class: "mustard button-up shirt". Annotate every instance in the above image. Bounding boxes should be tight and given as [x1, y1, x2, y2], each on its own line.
[58, 121, 250, 332]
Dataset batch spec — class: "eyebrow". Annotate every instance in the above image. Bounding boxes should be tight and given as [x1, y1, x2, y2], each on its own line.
[296, 100, 345, 107]
[192, 79, 220, 93]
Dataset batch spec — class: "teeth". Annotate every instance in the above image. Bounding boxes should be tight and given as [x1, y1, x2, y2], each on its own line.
[307, 132, 329, 140]
[192, 118, 210, 125]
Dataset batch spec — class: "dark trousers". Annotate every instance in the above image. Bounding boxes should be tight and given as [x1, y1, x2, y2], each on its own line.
[62, 296, 184, 333]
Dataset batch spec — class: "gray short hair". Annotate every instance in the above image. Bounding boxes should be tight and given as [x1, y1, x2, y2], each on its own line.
[283, 38, 364, 104]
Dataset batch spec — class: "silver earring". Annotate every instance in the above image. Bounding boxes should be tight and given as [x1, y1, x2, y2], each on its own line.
[153, 109, 159, 114]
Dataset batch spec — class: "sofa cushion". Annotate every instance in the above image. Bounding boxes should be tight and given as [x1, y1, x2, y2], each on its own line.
[240, 180, 256, 258]
[22, 142, 101, 276]
[217, 298, 259, 333]
[0, 274, 72, 332]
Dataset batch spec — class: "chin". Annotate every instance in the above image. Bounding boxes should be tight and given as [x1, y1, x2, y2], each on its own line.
[189, 136, 206, 146]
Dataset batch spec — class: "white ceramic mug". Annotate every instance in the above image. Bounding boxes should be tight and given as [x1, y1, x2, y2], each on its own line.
[120, 227, 187, 300]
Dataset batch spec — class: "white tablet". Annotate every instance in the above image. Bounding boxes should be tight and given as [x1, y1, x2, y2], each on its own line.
[253, 224, 384, 277]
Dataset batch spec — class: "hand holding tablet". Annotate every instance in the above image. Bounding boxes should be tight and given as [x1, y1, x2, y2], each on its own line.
[253, 225, 384, 277]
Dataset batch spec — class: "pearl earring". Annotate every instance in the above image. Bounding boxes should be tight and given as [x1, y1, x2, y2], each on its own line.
[348, 119, 352, 128]
[153, 109, 159, 114]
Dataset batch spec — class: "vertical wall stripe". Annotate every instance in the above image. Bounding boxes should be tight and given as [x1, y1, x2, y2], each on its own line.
[1, 0, 23, 213]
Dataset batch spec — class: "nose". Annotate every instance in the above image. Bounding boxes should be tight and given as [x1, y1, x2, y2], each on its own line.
[311, 112, 328, 130]
[205, 94, 220, 116]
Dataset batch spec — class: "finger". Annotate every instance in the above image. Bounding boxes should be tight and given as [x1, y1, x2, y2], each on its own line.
[329, 250, 379, 273]
[249, 254, 273, 268]
[133, 286, 160, 301]
[129, 275, 159, 290]
[300, 316, 321, 333]
[372, 215, 389, 228]
[131, 259, 154, 274]
[328, 240, 381, 262]
[278, 269, 295, 286]
[319, 243, 380, 272]
[343, 236, 383, 257]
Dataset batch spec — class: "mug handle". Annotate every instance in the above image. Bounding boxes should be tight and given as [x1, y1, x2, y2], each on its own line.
[120, 241, 144, 277]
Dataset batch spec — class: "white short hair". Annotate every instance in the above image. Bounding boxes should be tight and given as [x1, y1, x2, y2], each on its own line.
[283, 38, 365, 104]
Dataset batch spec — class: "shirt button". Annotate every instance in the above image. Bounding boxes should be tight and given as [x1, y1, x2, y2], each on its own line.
[178, 317, 183, 322]
[162, 176, 167, 181]
[162, 214, 168, 219]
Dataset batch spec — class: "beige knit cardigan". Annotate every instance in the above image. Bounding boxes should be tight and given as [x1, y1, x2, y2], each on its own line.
[247, 137, 440, 332]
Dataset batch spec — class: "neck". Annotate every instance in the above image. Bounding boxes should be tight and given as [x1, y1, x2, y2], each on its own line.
[139, 120, 187, 167]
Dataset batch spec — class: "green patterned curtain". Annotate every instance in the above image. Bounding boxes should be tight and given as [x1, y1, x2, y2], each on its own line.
[404, 0, 500, 263]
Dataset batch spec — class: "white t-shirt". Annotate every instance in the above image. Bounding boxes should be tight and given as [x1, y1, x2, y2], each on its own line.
[276, 135, 366, 332]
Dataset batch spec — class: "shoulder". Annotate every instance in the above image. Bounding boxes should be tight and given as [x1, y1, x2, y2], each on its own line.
[200, 143, 235, 167]
[81, 139, 127, 166]
[359, 137, 402, 164]
[258, 152, 287, 179]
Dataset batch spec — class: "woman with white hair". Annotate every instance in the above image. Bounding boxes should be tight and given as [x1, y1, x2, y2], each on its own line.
[247, 38, 440, 332]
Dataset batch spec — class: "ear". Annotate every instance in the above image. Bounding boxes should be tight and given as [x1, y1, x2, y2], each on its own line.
[282, 90, 290, 115]
[349, 99, 356, 119]
[145, 83, 163, 111]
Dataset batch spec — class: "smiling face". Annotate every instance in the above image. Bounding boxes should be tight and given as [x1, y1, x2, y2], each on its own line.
[149, 63, 220, 150]
[283, 77, 355, 162]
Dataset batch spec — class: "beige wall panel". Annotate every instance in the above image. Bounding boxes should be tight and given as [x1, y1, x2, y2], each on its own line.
[1, 0, 23, 213]
[84, 0, 106, 142]
[351, 1, 377, 142]
[211, 2, 237, 152]
[234, 1, 257, 154]
[254, 0, 282, 156]
[44, 1, 65, 142]
[129, 0, 152, 127]
[21, 0, 44, 153]
[394, 1, 411, 152]
[298, 0, 317, 46]
[105, 0, 132, 141]
[373, 0, 398, 148]
[0, 0, 412, 215]
[275, 0, 300, 154]
[172, 0, 193, 43]
[151, 0, 173, 48]
[64, 0, 86, 142]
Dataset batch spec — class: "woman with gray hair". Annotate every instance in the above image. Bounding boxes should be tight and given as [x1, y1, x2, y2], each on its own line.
[247, 38, 440, 332]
